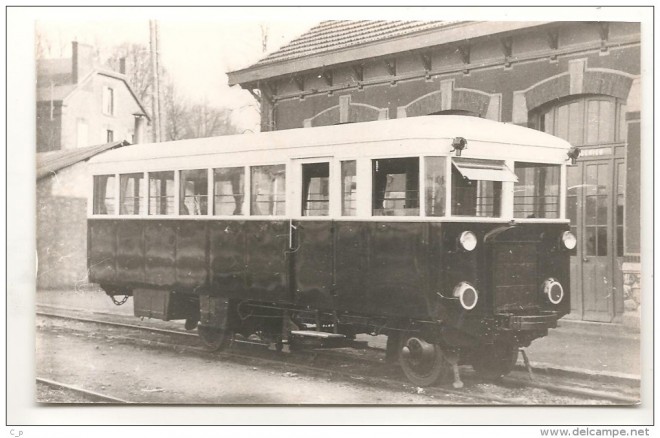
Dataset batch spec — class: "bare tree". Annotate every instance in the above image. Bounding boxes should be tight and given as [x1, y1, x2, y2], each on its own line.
[183, 102, 237, 139]
[162, 82, 188, 141]
[105, 43, 153, 105]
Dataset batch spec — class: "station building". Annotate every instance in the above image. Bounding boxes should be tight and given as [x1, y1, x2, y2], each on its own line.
[228, 21, 642, 326]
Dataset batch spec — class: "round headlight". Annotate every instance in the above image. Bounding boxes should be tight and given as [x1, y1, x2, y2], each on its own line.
[542, 278, 564, 305]
[561, 231, 577, 250]
[453, 282, 478, 310]
[459, 231, 478, 251]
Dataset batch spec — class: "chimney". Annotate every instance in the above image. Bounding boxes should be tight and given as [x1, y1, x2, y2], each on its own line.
[71, 41, 94, 84]
[119, 57, 126, 75]
[133, 114, 146, 144]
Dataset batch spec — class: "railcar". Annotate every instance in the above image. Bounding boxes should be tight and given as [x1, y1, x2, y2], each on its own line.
[87, 115, 577, 386]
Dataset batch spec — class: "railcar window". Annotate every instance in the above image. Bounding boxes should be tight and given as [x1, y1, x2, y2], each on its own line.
[451, 158, 516, 217]
[514, 163, 560, 218]
[93, 174, 116, 215]
[425, 157, 446, 217]
[251, 165, 286, 216]
[372, 157, 419, 216]
[180, 169, 208, 215]
[148, 171, 175, 215]
[341, 161, 357, 216]
[213, 167, 245, 216]
[119, 173, 145, 215]
[301, 163, 329, 216]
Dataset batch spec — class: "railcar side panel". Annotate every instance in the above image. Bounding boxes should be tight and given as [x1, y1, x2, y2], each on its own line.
[293, 220, 335, 309]
[334, 222, 368, 313]
[244, 221, 289, 301]
[143, 221, 177, 287]
[116, 221, 145, 284]
[175, 221, 209, 290]
[88, 220, 116, 284]
[366, 222, 429, 319]
[209, 221, 247, 296]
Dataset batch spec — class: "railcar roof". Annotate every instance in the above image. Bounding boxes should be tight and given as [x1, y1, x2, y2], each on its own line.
[89, 116, 571, 165]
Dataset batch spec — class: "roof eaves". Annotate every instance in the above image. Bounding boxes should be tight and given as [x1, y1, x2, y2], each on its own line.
[97, 71, 151, 122]
[36, 140, 130, 180]
[228, 21, 549, 86]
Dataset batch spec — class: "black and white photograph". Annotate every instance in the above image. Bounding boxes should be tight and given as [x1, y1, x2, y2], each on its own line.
[5, 4, 654, 431]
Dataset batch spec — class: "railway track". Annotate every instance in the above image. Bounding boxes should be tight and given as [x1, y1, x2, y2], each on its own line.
[37, 377, 132, 403]
[36, 306, 639, 405]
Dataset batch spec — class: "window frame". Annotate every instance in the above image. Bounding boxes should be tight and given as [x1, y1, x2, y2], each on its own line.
[102, 86, 115, 116]
[291, 158, 335, 219]
[212, 166, 247, 217]
[147, 170, 177, 217]
[119, 172, 146, 216]
[513, 161, 563, 219]
[250, 163, 288, 217]
[179, 168, 210, 216]
[92, 174, 118, 215]
[535, 95, 626, 147]
[89, 156, 567, 223]
[371, 156, 421, 218]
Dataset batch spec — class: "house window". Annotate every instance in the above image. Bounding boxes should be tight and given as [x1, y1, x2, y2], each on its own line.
[106, 130, 114, 143]
[537, 97, 625, 146]
[103, 86, 114, 115]
[372, 157, 419, 216]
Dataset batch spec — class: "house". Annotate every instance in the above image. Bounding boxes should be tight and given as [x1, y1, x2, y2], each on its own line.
[36, 41, 149, 152]
[37, 141, 131, 289]
[228, 21, 641, 326]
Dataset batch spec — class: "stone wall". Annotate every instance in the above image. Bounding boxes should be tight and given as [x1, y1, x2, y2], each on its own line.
[36, 163, 90, 290]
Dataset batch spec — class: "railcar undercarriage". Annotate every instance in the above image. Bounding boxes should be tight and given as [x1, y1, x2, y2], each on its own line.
[104, 287, 559, 387]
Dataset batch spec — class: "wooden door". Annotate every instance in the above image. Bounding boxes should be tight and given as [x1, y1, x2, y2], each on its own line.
[567, 159, 619, 322]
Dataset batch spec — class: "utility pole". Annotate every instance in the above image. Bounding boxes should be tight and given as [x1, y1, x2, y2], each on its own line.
[149, 20, 162, 142]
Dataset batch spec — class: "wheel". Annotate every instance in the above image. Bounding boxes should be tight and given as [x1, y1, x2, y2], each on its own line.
[197, 325, 232, 351]
[398, 334, 451, 387]
[184, 318, 198, 331]
[470, 343, 519, 379]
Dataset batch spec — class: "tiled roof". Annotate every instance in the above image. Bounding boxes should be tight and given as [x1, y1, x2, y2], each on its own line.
[36, 140, 129, 180]
[255, 20, 458, 66]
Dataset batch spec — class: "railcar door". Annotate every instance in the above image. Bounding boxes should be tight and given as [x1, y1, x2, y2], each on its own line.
[290, 159, 336, 309]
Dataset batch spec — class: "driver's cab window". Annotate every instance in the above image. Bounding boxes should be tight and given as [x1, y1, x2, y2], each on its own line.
[451, 158, 516, 217]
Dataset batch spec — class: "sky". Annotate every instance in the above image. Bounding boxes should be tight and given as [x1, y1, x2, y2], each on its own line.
[36, 17, 317, 131]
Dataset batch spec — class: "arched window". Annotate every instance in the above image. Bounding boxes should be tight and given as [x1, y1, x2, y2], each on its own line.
[535, 96, 627, 146]
[533, 95, 626, 259]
